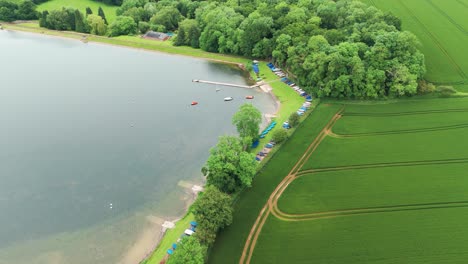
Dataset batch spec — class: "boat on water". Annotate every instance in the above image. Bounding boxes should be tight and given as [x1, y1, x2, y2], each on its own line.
[245, 95, 254, 99]
[224, 97, 233, 101]
[191, 101, 198, 106]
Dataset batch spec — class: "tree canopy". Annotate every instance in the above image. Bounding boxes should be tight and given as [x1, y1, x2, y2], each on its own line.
[203, 136, 256, 194]
[192, 186, 233, 245]
[232, 103, 262, 148]
[166, 236, 206, 264]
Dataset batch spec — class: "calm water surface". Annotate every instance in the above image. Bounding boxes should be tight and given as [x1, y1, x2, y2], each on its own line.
[0, 31, 276, 264]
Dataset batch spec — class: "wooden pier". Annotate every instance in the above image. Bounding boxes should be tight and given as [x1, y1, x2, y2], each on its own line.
[192, 79, 258, 89]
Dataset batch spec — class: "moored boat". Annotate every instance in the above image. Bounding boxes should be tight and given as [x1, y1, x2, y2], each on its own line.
[191, 101, 198, 105]
[245, 95, 254, 99]
[224, 97, 233, 101]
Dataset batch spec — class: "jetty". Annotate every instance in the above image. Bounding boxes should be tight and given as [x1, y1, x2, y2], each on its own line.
[192, 79, 259, 89]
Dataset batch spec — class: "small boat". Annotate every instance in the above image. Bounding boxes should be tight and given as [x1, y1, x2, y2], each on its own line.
[216, 88, 221, 92]
[245, 95, 254, 99]
[191, 101, 198, 106]
[224, 97, 233, 101]
[192, 79, 199, 82]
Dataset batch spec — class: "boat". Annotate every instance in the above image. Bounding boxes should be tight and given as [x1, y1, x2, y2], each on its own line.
[224, 97, 233, 101]
[216, 88, 221, 92]
[245, 95, 254, 99]
[191, 101, 198, 106]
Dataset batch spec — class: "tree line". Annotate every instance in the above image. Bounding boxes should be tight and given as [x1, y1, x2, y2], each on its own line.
[165, 104, 262, 263]
[0, 0, 38, 21]
[6, 0, 426, 98]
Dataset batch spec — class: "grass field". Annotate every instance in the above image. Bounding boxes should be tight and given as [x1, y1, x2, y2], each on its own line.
[209, 97, 468, 264]
[360, 0, 468, 92]
[37, 0, 119, 23]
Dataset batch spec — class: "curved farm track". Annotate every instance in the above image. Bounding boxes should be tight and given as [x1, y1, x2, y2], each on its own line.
[239, 106, 468, 264]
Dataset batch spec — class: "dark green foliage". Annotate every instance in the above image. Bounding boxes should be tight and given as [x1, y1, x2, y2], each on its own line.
[137, 21, 149, 33]
[166, 236, 206, 264]
[94, 0, 122, 7]
[288, 112, 300, 128]
[74, 9, 86, 33]
[98, 6, 107, 24]
[150, 6, 182, 31]
[108, 15, 137, 36]
[192, 186, 233, 245]
[0, 0, 38, 21]
[271, 129, 288, 144]
[39, 10, 49, 27]
[175, 19, 200, 48]
[203, 136, 256, 194]
[46, 9, 71, 30]
[85, 7, 92, 16]
[16, 0, 38, 20]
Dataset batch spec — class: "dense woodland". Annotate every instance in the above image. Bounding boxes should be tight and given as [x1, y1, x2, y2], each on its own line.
[30, 0, 426, 98]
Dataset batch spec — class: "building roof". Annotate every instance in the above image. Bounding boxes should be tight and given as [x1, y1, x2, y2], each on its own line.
[143, 31, 170, 40]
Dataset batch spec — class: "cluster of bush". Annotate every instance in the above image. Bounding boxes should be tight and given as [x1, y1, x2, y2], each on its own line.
[0, 0, 38, 22]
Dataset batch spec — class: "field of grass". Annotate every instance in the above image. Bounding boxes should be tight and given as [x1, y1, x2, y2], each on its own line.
[37, 0, 119, 23]
[252, 209, 468, 264]
[278, 163, 468, 214]
[360, 0, 468, 92]
[210, 97, 468, 264]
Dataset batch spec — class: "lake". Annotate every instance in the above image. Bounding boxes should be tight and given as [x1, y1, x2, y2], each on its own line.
[0, 31, 276, 264]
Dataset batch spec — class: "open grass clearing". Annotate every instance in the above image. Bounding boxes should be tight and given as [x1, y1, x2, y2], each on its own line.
[278, 163, 468, 214]
[251, 209, 468, 264]
[38, 0, 119, 23]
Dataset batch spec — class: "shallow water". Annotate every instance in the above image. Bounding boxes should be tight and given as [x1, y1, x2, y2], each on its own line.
[0, 31, 276, 264]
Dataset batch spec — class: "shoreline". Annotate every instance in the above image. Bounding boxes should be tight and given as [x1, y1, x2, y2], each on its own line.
[1, 22, 249, 68]
[2, 22, 297, 264]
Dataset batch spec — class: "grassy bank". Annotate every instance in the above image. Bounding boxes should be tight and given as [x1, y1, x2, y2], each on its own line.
[37, 0, 119, 23]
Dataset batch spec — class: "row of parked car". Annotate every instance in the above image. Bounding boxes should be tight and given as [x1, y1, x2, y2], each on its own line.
[267, 63, 287, 77]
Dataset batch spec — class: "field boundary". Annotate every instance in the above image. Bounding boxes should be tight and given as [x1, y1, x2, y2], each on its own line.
[397, 0, 467, 82]
[456, 0, 468, 9]
[297, 157, 468, 175]
[343, 108, 468, 116]
[272, 200, 468, 221]
[330, 122, 468, 137]
[426, 0, 468, 36]
[238, 107, 344, 264]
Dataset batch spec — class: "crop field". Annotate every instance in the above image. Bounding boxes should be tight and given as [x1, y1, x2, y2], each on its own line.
[209, 97, 468, 264]
[37, 0, 118, 23]
[360, 0, 468, 92]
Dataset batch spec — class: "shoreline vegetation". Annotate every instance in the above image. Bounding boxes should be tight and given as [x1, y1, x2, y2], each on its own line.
[1, 22, 305, 264]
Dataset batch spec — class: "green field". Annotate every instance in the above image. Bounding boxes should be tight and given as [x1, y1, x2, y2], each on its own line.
[360, 0, 468, 92]
[37, 0, 119, 23]
[209, 97, 468, 264]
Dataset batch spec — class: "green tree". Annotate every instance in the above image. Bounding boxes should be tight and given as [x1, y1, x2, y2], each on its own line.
[97, 6, 107, 24]
[74, 9, 86, 33]
[108, 16, 137, 36]
[138, 21, 149, 33]
[85, 7, 92, 16]
[87, 14, 107, 35]
[16, 0, 37, 20]
[150, 6, 182, 31]
[272, 129, 288, 143]
[192, 186, 233, 245]
[232, 103, 262, 148]
[203, 136, 256, 194]
[166, 236, 206, 264]
[174, 25, 186, 46]
[46, 9, 71, 30]
[288, 112, 300, 128]
[38, 10, 49, 27]
[0, 1, 18, 22]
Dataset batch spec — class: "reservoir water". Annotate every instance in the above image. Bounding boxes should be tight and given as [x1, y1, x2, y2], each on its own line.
[0, 31, 276, 264]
